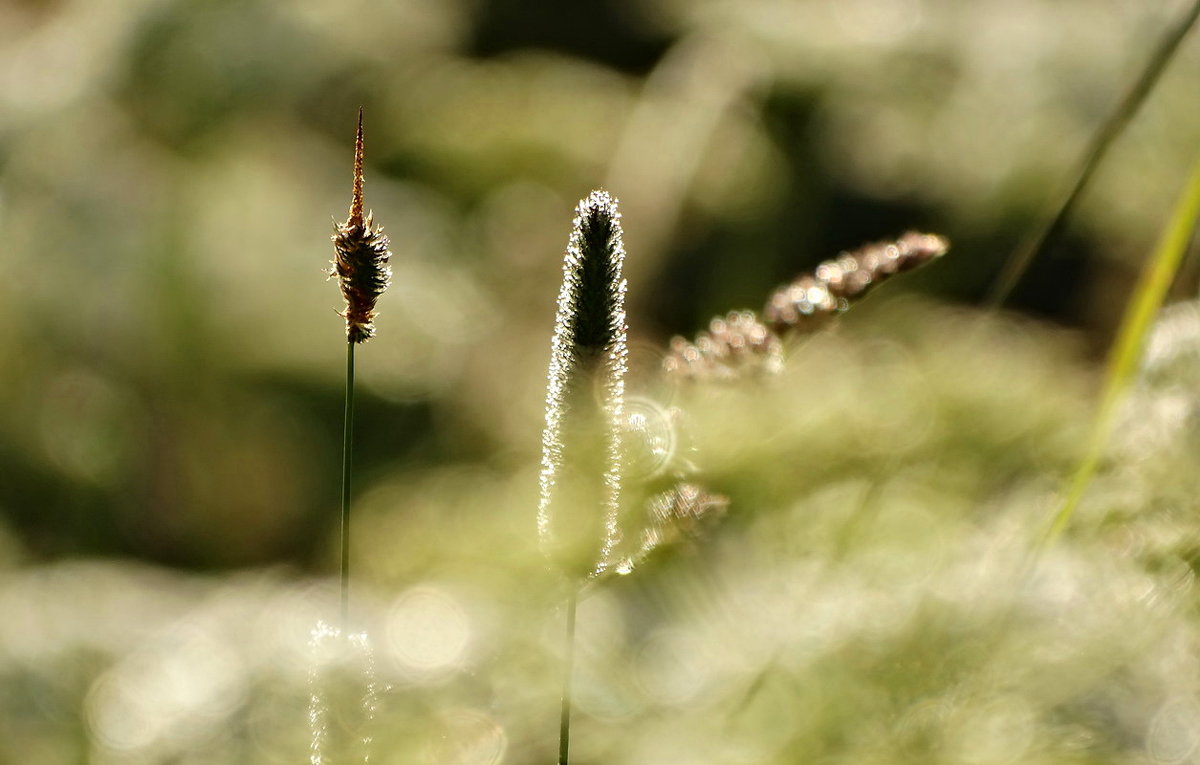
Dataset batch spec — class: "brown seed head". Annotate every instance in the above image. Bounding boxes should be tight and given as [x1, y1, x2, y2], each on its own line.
[331, 108, 391, 344]
[663, 311, 783, 382]
[349, 107, 364, 228]
[664, 231, 947, 383]
[763, 230, 947, 335]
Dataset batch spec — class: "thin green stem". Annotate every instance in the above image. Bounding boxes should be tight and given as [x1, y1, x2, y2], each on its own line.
[986, 0, 1200, 310]
[340, 340, 356, 629]
[558, 590, 578, 765]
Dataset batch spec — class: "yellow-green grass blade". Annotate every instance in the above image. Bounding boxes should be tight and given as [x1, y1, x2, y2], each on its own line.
[1042, 158, 1200, 546]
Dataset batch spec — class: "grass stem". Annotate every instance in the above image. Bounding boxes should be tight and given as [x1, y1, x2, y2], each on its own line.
[986, 0, 1200, 309]
[559, 590, 577, 765]
[340, 340, 356, 629]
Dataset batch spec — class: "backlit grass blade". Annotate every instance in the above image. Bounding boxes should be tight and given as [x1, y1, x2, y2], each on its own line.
[1042, 158, 1200, 546]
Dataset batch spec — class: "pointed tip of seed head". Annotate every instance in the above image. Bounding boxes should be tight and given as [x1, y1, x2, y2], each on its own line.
[580, 189, 618, 218]
[349, 107, 365, 228]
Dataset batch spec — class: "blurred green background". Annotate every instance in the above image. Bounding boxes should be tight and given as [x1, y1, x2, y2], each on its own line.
[2, 0, 1200, 762]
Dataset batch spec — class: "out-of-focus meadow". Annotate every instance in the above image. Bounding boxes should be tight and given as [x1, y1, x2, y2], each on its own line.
[2, 0, 1200, 762]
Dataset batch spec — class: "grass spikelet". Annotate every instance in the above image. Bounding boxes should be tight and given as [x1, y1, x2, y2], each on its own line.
[538, 190, 629, 579]
[331, 108, 392, 344]
[664, 311, 783, 382]
[665, 232, 947, 382]
[763, 231, 947, 335]
[611, 482, 729, 575]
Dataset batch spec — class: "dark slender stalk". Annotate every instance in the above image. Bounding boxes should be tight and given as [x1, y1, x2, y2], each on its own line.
[340, 340, 356, 629]
[558, 591, 578, 765]
[986, 0, 1200, 309]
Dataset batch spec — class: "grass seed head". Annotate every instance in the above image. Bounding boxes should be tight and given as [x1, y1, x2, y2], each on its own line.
[665, 232, 948, 384]
[331, 108, 392, 344]
[763, 230, 948, 336]
[538, 190, 630, 578]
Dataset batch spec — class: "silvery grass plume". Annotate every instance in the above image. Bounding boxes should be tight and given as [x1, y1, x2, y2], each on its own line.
[331, 108, 392, 344]
[614, 232, 948, 576]
[538, 190, 629, 579]
[666, 231, 948, 381]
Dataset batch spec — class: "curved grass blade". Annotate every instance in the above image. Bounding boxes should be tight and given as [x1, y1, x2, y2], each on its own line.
[1042, 158, 1200, 546]
[987, 0, 1200, 309]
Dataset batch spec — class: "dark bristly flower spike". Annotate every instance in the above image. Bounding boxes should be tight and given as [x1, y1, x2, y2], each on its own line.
[331, 108, 392, 343]
[763, 230, 948, 336]
[538, 190, 629, 578]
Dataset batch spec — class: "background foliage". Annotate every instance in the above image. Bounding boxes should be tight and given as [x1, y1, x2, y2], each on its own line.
[1, 0, 1199, 762]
